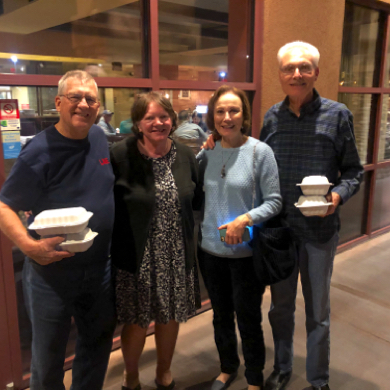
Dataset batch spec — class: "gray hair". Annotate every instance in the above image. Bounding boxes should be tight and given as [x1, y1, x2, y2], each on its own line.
[277, 41, 320, 68]
[58, 70, 98, 95]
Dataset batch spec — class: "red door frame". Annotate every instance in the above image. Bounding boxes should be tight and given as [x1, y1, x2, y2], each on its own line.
[337, 1, 390, 251]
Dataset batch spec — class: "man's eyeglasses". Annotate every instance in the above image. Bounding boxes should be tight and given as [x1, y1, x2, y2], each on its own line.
[60, 94, 99, 107]
[280, 63, 314, 75]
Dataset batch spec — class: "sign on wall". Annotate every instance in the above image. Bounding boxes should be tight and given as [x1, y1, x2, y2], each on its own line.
[0, 99, 21, 159]
[1, 131, 21, 159]
[0, 99, 21, 131]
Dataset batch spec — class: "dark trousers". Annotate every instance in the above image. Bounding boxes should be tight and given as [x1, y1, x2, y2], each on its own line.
[23, 258, 117, 390]
[198, 247, 266, 386]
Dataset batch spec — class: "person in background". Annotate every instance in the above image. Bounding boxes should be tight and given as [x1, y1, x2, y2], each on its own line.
[98, 109, 115, 135]
[172, 110, 208, 154]
[110, 92, 203, 390]
[192, 111, 208, 133]
[120, 117, 133, 134]
[197, 85, 282, 390]
[0, 70, 116, 390]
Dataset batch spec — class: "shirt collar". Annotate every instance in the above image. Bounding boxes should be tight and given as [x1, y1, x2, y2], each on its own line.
[280, 88, 321, 116]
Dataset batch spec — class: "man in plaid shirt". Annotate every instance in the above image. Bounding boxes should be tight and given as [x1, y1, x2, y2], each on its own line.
[261, 42, 363, 390]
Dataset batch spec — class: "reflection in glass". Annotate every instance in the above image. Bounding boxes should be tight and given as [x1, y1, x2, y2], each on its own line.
[158, 0, 253, 82]
[338, 174, 366, 243]
[372, 166, 390, 231]
[0, 86, 12, 99]
[340, 3, 381, 87]
[0, 2, 144, 78]
[378, 95, 390, 162]
[338, 93, 374, 165]
[164, 89, 213, 120]
[11, 86, 39, 138]
[98, 88, 146, 130]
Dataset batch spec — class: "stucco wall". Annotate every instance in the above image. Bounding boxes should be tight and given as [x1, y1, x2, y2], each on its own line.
[259, 0, 346, 125]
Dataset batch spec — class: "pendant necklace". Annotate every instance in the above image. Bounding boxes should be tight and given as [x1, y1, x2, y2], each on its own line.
[221, 148, 235, 178]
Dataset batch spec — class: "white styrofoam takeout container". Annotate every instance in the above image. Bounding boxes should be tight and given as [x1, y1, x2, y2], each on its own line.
[296, 175, 333, 196]
[58, 229, 98, 253]
[42, 227, 90, 241]
[295, 195, 332, 217]
[28, 207, 93, 235]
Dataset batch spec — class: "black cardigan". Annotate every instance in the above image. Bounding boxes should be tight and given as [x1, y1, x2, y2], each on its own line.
[110, 136, 203, 274]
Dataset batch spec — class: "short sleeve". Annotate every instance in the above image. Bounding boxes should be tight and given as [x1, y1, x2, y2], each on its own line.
[0, 158, 44, 211]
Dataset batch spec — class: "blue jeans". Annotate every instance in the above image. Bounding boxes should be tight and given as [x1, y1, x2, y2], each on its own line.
[268, 233, 339, 388]
[23, 258, 116, 390]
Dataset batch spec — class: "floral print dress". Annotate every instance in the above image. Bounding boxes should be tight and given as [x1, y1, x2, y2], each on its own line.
[116, 143, 200, 328]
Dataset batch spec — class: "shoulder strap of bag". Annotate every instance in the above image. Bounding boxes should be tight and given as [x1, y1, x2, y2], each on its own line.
[251, 142, 260, 210]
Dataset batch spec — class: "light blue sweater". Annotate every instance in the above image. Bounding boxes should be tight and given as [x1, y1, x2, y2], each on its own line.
[197, 137, 282, 258]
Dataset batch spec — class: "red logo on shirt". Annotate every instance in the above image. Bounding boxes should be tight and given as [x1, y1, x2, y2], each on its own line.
[99, 158, 110, 165]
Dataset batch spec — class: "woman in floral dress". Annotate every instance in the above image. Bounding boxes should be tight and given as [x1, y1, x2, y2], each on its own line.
[110, 92, 202, 390]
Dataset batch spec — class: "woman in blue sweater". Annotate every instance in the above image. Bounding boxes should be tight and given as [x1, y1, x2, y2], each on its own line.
[197, 86, 282, 390]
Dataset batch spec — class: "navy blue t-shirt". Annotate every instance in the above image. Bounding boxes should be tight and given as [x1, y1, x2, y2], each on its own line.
[0, 124, 114, 266]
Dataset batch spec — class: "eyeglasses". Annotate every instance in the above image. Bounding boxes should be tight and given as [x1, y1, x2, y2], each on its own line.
[280, 63, 314, 75]
[60, 94, 99, 107]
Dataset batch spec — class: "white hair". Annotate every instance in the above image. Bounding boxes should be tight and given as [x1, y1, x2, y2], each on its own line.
[277, 41, 320, 68]
[58, 70, 98, 95]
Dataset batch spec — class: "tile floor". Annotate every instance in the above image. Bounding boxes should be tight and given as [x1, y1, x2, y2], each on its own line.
[58, 232, 390, 390]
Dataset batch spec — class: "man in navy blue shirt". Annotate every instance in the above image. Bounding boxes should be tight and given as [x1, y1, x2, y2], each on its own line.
[0, 70, 116, 390]
[261, 42, 363, 390]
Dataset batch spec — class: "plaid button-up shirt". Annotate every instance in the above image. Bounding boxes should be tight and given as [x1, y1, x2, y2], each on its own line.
[260, 89, 364, 243]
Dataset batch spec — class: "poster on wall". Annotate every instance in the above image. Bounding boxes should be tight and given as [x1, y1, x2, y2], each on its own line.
[0, 99, 21, 158]
[1, 131, 21, 159]
[0, 99, 21, 131]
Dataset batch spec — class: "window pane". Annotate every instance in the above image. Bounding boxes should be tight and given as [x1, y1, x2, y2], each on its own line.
[0, 87, 38, 176]
[0, 2, 145, 77]
[163, 89, 211, 153]
[165, 88, 213, 123]
[98, 87, 146, 132]
[338, 173, 367, 244]
[340, 3, 381, 87]
[378, 94, 390, 162]
[338, 93, 375, 165]
[372, 166, 390, 231]
[159, 0, 254, 82]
